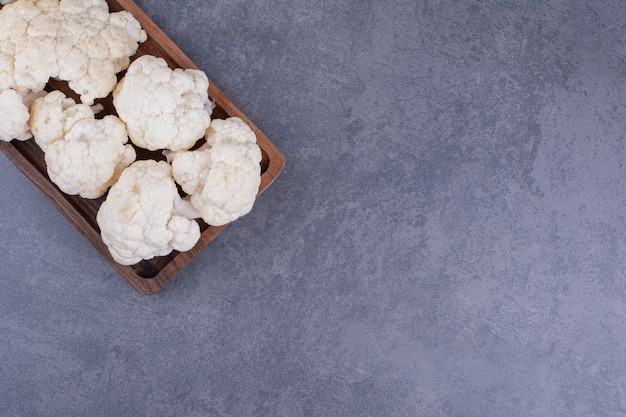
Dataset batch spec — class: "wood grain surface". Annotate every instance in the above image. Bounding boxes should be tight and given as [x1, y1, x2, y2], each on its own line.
[0, 0, 285, 295]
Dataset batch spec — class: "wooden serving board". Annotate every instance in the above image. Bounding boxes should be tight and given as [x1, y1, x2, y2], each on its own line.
[0, 0, 285, 295]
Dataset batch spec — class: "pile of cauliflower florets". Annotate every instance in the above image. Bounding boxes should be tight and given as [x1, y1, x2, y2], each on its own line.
[0, 0, 263, 266]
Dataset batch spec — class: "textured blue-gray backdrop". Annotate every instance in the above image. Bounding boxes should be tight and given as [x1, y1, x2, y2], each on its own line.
[1, 1, 625, 416]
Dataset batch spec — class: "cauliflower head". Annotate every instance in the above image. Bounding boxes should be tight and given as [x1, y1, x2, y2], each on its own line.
[113, 55, 212, 151]
[30, 91, 136, 199]
[171, 117, 262, 227]
[0, 0, 147, 104]
[96, 160, 201, 265]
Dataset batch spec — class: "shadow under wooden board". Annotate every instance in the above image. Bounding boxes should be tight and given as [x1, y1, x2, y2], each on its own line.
[0, 0, 285, 295]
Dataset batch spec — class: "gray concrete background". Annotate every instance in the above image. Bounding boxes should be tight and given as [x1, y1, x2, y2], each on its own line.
[1, 0, 626, 416]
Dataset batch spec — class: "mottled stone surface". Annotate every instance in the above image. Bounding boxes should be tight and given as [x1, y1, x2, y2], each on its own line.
[1, 1, 626, 416]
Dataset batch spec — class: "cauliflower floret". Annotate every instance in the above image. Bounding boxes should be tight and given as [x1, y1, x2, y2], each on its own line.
[0, 0, 52, 93]
[30, 91, 136, 198]
[0, 0, 147, 103]
[29, 90, 95, 151]
[45, 115, 136, 199]
[57, 0, 147, 104]
[0, 88, 31, 141]
[96, 160, 201, 265]
[171, 117, 262, 226]
[113, 55, 212, 151]
[0, 88, 46, 141]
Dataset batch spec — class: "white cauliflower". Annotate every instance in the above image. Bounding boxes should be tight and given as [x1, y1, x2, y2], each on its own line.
[0, 88, 31, 141]
[113, 55, 212, 151]
[96, 160, 201, 265]
[30, 91, 136, 199]
[45, 116, 136, 199]
[0, 88, 46, 142]
[170, 117, 262, 227]
[0, 0, 63, 94]
[29, 90, 94, 151]
[0, 0, 147, 104]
